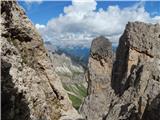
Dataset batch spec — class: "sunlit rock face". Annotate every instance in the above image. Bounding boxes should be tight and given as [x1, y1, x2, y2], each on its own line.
[80, 36, 115, 120]
[1, 1, 83, 120]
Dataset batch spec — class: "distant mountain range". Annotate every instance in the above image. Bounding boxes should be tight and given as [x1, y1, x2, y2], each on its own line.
[44, 41, 117, 68]
[56, 46, 90, 68]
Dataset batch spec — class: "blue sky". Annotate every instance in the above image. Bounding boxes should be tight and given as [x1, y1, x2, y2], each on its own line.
[19, 1, 71, 24]
[19, 1, 160, 25]
[18, 0, 160, 48]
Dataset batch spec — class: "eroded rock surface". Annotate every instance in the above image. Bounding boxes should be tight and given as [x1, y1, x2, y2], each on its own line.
[106, 22, 160, 120]
[112, 22, 160, 95]
[80, 22, 160, 120]
[1, 1, 82, 120]
[80, 36, 115, 120]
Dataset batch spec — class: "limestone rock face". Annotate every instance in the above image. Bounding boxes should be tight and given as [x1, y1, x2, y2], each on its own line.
[90, 36, 113, 63]
[112, 22, 160, 95]
[80, 22, 160, 120]
[1, 1, 82, 120]
[106, 22, 160, 120]
[80, 36, 114, 120]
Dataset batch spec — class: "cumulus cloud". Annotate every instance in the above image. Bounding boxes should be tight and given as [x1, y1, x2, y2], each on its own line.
[35, 24, 45, 29]
[36, 0, 160, 48]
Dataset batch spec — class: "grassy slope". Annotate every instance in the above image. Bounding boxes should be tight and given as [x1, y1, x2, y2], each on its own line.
[63, 83, 87, 110]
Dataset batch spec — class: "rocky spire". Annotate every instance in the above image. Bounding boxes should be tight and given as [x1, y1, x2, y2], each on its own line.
[80, 36, 114, 120]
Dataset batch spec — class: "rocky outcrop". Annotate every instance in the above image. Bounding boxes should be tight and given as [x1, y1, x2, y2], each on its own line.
[1, 1, 82, 120]
[112, 22, 160, 95]
[105, 22, 160, 120]
[80, 22, 160, 120]
[80, 36, 114, 120]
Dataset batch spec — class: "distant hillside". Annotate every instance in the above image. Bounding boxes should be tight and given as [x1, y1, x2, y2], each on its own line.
[56, 46, 90, 68]
[45, 41, 117, 68]
[46, 47, 88, 110]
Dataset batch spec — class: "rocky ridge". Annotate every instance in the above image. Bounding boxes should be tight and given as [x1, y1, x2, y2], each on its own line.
[1, 1, 82, 120]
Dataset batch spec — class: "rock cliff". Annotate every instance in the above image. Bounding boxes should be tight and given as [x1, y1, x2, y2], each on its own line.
[80, 36, 114, 120]
[107, 22, 160, 120]
[81, 22, 160, 120]
[1, 1, 82, 120]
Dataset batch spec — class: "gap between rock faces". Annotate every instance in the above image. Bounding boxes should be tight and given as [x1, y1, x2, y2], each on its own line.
[80, 22, 160, 120]
[1, 1, 160, 120]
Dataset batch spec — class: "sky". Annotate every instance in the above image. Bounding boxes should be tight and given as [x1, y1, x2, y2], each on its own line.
[18, 0, 160, 48]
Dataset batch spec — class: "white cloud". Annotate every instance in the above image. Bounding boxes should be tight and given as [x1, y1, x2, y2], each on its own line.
[24, 0, 43, 4]
[64, 0, 97, 14]
[36, 0, 160, 48]
[35, 24, 45, 29]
